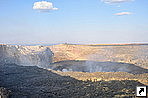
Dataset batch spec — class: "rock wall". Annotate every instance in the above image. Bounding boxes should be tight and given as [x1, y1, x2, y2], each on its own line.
[49, 44, 148, 69]
[0, 45, 53, 68]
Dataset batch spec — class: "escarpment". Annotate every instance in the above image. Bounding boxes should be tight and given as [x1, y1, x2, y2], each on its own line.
[0, 45, 53, 68]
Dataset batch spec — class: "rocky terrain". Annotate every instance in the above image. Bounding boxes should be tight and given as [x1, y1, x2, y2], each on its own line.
[0, 45, 53, 67]
[48, 60, 148, 74]
[49, 44, 148, 69]
[0, 64, 147, 98]
[0, 44, 148, 98]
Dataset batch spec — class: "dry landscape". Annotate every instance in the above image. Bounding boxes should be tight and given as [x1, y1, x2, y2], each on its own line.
[0, 44, 148, 98]
[49, 44, 148, 69]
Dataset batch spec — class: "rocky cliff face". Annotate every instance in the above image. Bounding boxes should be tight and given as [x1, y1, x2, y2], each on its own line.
[0, 45, 53, 68]
[49, 44, 148, 69]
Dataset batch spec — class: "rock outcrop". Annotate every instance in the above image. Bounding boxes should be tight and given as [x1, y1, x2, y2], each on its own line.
[0, 45, 53, 68]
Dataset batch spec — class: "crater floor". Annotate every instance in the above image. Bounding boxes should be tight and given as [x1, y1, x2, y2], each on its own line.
[48, 60, 148, 74]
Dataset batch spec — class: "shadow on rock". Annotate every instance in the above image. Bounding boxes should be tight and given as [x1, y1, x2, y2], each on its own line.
[49, 60, 148, 74]
[0, 64, 147, 98]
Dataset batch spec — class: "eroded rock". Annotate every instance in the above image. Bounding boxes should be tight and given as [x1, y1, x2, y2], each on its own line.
[0, 45, 53, 68]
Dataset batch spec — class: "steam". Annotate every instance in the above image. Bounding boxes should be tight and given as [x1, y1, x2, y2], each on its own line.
[85, 46, 148, 69]
[49, 44, 148, 73]
[0, 45, 53, 68]
[84, 61, 124, 73]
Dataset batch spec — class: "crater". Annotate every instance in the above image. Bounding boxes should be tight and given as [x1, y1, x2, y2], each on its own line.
[48, 60, 148, 74]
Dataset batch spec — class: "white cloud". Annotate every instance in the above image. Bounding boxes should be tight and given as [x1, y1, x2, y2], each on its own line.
[33, 1, 58, 12]
[114, 12, 132, 15]
[101, 0, 134, 3]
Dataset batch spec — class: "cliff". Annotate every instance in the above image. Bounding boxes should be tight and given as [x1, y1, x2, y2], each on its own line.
[49, 44, 148, 69]
[0, 45, 53, 68]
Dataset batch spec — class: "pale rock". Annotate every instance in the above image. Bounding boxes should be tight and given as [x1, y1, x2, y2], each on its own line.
[0, 45, 53, 68]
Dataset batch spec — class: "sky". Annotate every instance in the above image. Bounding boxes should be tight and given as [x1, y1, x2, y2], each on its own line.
[0, 0, 148, 44]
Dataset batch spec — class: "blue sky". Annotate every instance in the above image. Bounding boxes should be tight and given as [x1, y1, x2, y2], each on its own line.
[0, 0, 148, 44]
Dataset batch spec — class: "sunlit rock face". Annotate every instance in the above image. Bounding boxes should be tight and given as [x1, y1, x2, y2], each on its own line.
[0, 45, 53, 67]
[49, 44, 148, 69]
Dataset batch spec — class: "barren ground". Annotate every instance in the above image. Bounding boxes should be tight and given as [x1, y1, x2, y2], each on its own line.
[49, 44, 148, 69]
[0, 44, 148, 98]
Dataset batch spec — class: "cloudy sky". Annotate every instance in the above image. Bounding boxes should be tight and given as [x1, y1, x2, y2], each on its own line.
[0, 0, 148, 44]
